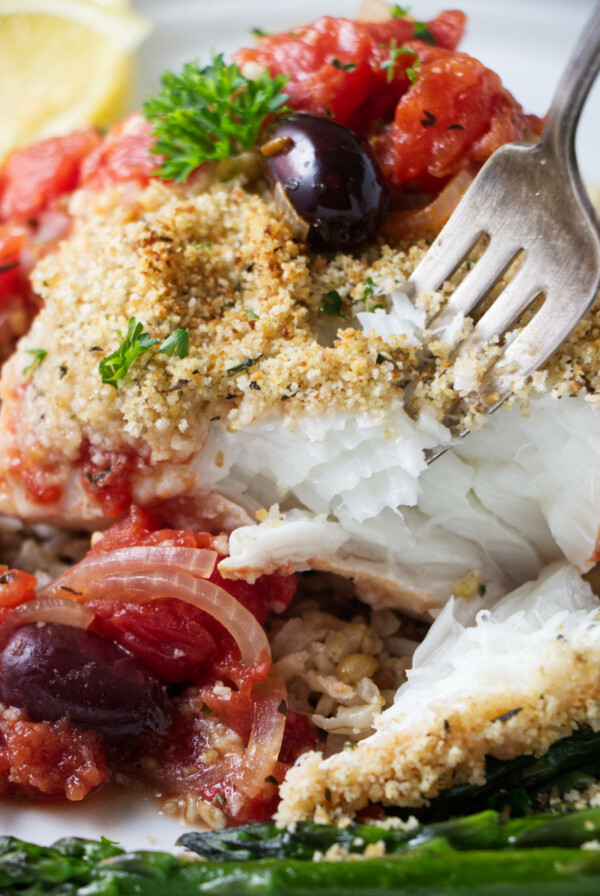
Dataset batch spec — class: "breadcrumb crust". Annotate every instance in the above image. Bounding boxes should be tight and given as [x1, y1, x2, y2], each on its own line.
[276, 639, 600, 825]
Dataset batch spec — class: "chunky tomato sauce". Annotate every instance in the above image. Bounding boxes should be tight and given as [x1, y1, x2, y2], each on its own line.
[0, 507, 310, 822]
[236, 12, 543, 192]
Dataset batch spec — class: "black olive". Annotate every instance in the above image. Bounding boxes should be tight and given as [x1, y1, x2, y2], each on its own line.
[0, 623, 170, 746]
[261, 113, 389, 251]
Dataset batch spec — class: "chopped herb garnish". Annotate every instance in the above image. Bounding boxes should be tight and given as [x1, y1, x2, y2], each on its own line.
[99, 317, 158, 387]
[391, 4, 410, 16]
[413, 21, 436, 45]
[244, 308, 259, 320]
[23, 348, 47, 375]
[381, 43, 417, 84]
[323, 107, 334, 118]
[249, 381, 261, 390]
[448, 122, 464, 130]
[226, 355, 262, 378]
[493, 707, 522, 724]
[362, 276, 377, 310]
[200, 702, 213, 716]
[331, 59, 357, 72]
[144, 54, 290, 182]
[407, 58, 421, 84]
[421, 109, 437, 127]
[264, 775, 279, 785]
[210, 415, 221, 421]
[251, 26, 270, 37]
[321, 289, 348, 319]
[212, 794, 227, 806]
[158, 327, 190, 359]
[277, 699, 288, 716]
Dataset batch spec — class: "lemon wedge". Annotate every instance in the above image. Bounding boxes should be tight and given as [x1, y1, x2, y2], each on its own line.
[0, 0, 151, 160]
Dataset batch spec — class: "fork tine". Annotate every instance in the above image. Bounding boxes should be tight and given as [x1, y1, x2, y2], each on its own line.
[409, 215, 485, 296]
[426, 237, 524, 334]
[454, 261, 543, 356]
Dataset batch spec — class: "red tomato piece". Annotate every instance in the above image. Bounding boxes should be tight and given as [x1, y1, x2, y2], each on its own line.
[80, 444, 137, 518]
[0, 567, 38, 613]
[81, 114, 158, 190]
[0, 129, 101, 223]
[85, 505, 297, 687]
[373, 45, 543, 188]
[235, 12, 465, 134]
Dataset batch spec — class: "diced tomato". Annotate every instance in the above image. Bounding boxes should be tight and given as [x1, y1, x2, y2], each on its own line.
[0, 567, 38, 614]
[0, 129, 101, 223]
[235, 12, 465, 133]
[0, 711, 109, 800]
[81, 114, 158, 190]
[372, 45, 543, 188]
[86, 505, 296, 687]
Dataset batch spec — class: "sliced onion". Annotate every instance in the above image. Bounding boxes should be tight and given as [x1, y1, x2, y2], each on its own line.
[383, 167, 476, 242]
[41, 564, 269, 669]
[0, 598, 94, 645]
[42, 546, 217, 597]
[232, 669, 288, 798]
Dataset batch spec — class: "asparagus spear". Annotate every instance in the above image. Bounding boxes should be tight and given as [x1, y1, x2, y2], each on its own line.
[419, 725, 600, 820]
[178, 808, 600, 860]
[6, 843, 600, 895]
[5, 810, 600, 894]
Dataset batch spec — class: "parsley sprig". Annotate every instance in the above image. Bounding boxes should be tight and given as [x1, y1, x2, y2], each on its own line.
[99, 318, 191, 387]
[143, 54, 291, 182]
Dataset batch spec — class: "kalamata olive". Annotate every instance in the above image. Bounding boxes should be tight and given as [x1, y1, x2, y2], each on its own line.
[261, 113, 389, 251]
[0, 623, 169, 746]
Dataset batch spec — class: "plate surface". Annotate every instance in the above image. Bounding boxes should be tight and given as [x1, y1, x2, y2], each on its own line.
[1, 0, 598, 851]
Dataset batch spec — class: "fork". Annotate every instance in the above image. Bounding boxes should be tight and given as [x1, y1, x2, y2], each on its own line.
[408, 1, 600, 462]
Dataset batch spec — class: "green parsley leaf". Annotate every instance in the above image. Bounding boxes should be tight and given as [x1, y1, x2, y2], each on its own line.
[212, 793, 227, 806]
[407, 57, 421, 85]
[381, 44, 417, 84]
[362, 276, 376, 310]
[244, 308, 259, 320]
[321, 289, 348, 319]
[22, 348, 47, 375]
[251, 27, 270, 37]
[330, 58, 357, 72]
[144, 54, 290, 182]
[391, 4, 410, 16]
[413, 21, 436, 45]
[158, 327, 190, 359]
[99, 317, 158, 387]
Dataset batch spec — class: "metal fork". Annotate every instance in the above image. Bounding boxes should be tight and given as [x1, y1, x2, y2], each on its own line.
[409, 2, 600, 462]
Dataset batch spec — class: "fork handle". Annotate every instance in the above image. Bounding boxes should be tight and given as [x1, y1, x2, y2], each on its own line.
[541, 1, 600, 167]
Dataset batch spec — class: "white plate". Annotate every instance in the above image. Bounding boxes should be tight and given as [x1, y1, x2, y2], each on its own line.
[2, 0, 599, 852]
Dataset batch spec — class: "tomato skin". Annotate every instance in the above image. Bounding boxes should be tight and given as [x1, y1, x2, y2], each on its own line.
[81, 114, 158, 190]
[0, 129, 101, 223]
[373, 45, 543, 188]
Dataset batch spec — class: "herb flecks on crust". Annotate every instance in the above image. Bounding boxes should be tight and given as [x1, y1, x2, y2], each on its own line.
[23, 177, 427, 465]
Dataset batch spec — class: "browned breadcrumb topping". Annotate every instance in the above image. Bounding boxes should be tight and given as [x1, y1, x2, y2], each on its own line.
[21, 176, 430, 464]
[12, 172, 600, 469]
[275, 640, 600, 825]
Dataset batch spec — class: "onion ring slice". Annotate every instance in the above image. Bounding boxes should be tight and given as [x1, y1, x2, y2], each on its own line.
[41, 563, 269, 669]
[0, 597, 94, 645]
